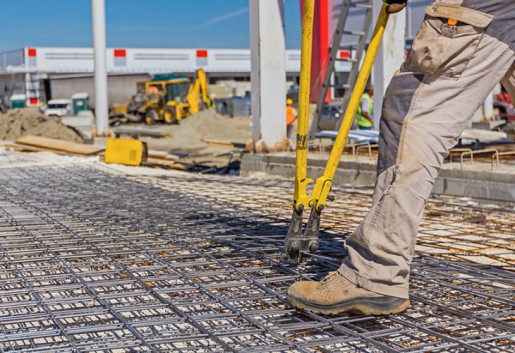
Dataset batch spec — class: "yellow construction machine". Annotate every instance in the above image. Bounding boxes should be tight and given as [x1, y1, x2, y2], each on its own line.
[136, 69, 210, 125]
[285, 2, 390, 262]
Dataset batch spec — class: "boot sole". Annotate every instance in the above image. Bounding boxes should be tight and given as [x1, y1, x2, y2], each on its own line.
[287, 293, 411, 316]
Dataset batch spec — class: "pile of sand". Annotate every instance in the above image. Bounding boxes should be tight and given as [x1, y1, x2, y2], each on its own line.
[0, 109, 82, 143]
[163, 109, 251, 153]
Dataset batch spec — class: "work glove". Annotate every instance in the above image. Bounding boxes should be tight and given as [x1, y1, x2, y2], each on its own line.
[384, 0, 408, 14]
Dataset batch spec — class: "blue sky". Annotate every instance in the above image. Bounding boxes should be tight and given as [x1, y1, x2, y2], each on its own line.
[0, 0, 301, 52]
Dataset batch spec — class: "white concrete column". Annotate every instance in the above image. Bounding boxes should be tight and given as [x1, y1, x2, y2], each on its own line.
[482, 90, 494, 120]
[372, 3, 406, 128]
[92, 0, 109, 135]
[249, 0, 287, 147]
[24, 72, 31, 106]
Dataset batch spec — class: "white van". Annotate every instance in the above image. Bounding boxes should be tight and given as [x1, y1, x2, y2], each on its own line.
[45, 99, 72, 117]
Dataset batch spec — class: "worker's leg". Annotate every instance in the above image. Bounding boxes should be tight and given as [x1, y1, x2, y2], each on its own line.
[288, 32, 514, 315]
[287, 125, 293, 139]
[501, 62, 515, 104]
[338, 35, 515, 299]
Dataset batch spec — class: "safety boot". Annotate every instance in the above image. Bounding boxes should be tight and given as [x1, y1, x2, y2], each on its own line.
[287, 271, 410, 315]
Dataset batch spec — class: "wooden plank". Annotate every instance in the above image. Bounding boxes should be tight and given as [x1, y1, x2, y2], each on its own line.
[201, 138, 233, 147]
[5, 143, 73, 156]
[460, 129, 507, 141]
[15, 136, 104, 155]
[113, 126, 170, 138]
[201, 138, 247, 149]
[147, 150, 181, 161]
[145, 158, 187, 171]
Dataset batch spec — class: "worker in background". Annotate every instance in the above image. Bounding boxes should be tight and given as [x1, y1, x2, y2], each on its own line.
[288, 0, 515, 315]
[355, 84, 374, 130]
[148, 86, 162, 104]
[286, 98, 298, 139]
[149, 86, 159, 97]
[38, 101, 47, 114]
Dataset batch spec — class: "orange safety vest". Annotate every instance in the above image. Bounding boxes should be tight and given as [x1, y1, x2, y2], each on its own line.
[286, 106, 297, 126]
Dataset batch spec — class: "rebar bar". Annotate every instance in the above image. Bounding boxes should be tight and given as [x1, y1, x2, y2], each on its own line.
[0, 153, 512, 352]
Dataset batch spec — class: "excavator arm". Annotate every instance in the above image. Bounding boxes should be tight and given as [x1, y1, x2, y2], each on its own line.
[186, 68, 209, 114]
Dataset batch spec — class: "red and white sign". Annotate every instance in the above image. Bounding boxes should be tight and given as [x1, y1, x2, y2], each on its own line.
[114, 48, 127, 66]
[27, 47, 37, 67]
[338, 50, 350, 59]
[196, 49, 208, 67]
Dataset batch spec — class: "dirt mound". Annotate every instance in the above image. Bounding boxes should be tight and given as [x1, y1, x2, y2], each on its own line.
[164, 109, 251, 153]
[0, 109, 82, 143]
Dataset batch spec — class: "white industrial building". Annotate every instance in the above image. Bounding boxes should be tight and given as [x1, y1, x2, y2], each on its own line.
[0, 0, 431, 111]
[0, 46, 355, 108]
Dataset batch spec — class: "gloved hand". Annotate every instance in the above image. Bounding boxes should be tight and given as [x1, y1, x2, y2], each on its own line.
[384, 0, 408, 14]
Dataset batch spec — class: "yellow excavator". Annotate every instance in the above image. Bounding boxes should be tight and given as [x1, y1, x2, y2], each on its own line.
[135, 69, 210, 124]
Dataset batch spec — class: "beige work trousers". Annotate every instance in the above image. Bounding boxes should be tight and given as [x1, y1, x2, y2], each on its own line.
[338, 1, 515, 299]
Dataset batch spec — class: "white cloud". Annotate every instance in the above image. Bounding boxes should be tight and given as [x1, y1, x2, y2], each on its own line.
[195, 7, 248, 29]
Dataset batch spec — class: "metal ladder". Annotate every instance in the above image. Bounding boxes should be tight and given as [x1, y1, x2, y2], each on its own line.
[309, 0, 374, 138]
[25, 71, 45, 104]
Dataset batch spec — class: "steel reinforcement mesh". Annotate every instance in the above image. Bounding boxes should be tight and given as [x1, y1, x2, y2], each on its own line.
[0, 159, 513, 352]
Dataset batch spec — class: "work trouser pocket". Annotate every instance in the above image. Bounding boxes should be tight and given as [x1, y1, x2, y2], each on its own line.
[404, 3, 493, 79]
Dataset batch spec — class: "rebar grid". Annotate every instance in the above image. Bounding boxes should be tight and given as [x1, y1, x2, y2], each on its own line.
[0, 158, 512, 352]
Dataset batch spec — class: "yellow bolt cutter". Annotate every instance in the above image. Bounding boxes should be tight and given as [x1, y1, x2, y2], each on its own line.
[285, 2, 391, 262]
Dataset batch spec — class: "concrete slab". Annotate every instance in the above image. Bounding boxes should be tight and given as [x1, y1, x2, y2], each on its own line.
[471, 120, 507, 130]
[241, 152, 515, 204]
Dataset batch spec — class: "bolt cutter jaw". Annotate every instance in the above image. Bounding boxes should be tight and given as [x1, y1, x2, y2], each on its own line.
[285, 206, 321, 263]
